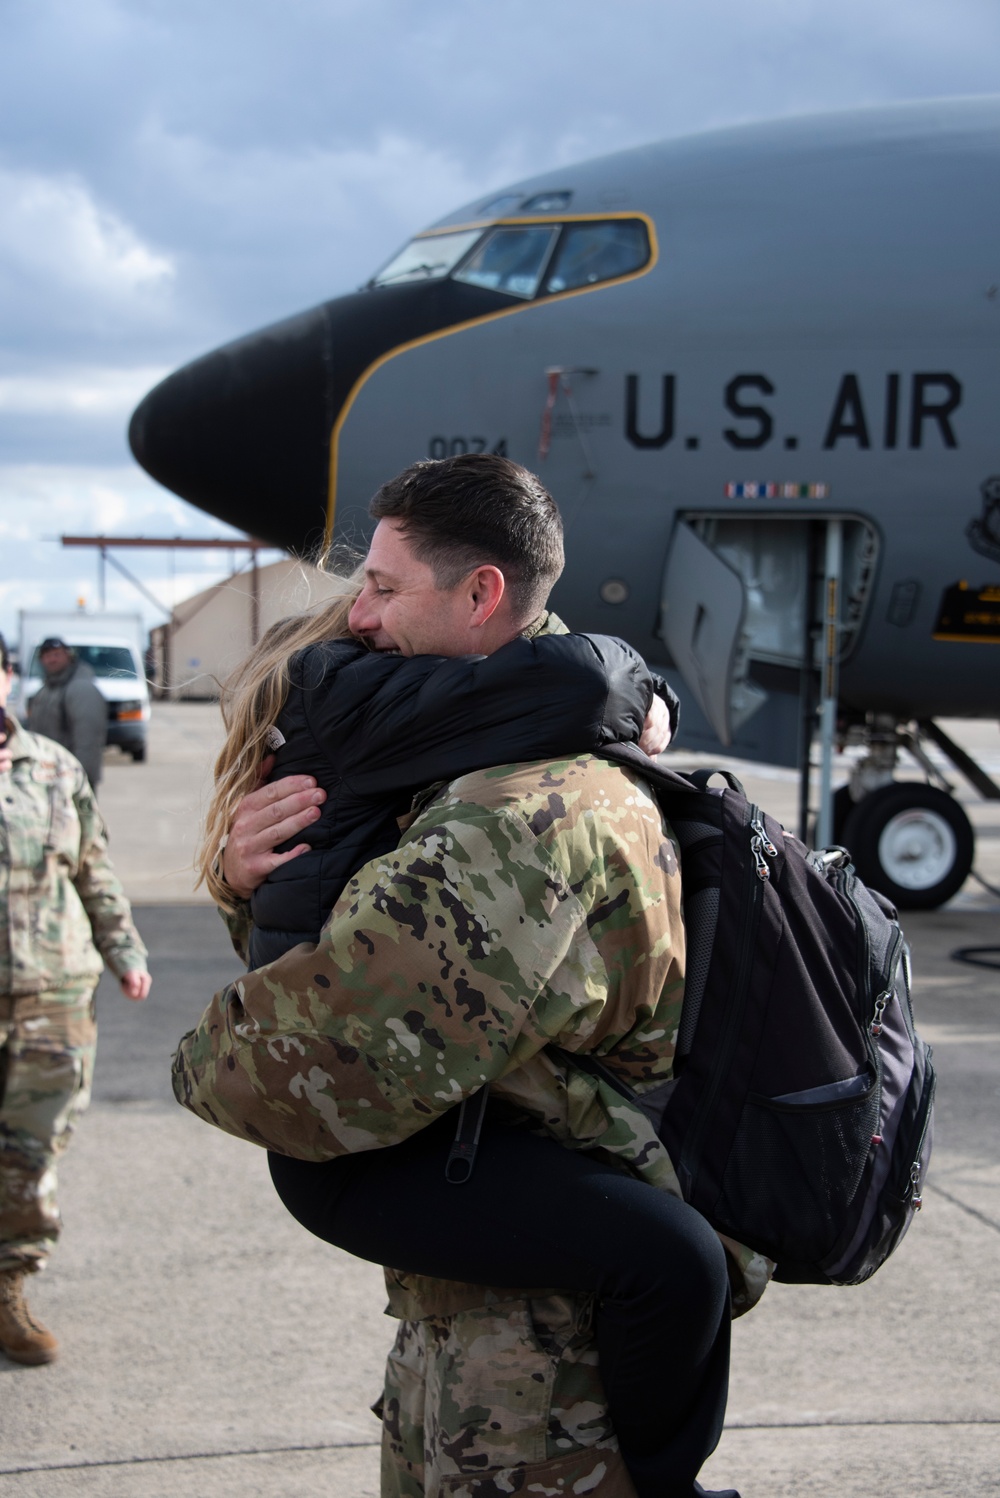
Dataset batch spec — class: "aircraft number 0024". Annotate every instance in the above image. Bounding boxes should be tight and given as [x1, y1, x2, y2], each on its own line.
[428, 436, 508, 458]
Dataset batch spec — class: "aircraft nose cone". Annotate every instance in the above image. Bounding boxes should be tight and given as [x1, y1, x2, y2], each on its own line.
[129, 304, 334, 553]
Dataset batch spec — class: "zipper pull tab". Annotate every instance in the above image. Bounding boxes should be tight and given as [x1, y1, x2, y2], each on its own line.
[870, 989, 891, 1037]
[751, 833, 771, 881]
[910, 1161, 923, 1210]
[751, 815, 778, 858]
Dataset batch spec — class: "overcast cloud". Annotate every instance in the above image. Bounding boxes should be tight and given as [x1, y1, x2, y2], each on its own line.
[1, 0, 998, 642]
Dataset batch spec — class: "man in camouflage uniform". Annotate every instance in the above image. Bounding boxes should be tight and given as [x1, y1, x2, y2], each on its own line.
[175, 456, 768, 1496]
[0, 632, 150, 1365]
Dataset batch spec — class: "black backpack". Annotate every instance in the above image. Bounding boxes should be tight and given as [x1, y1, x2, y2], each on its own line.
[556, 746, 936, 1287]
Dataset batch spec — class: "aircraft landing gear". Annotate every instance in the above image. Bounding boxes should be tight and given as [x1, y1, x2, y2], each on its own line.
[827, 715, 999, 910]
[842, 782, 974, 910]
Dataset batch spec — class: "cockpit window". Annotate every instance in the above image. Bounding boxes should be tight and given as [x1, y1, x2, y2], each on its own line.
[370, 216, 652, 300]
[476, 193, 524, 217]
[371, 229, 482, 287]
[522, 191, 573, 212]
[452, 225, 559, 299]
[543, 220, 649, 294]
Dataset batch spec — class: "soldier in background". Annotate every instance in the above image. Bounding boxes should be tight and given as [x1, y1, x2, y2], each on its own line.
[0, 631, 150, 1365]
[27, 636, 107, 793]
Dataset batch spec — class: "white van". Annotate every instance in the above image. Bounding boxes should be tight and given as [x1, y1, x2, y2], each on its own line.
[18, 610, 151, 761]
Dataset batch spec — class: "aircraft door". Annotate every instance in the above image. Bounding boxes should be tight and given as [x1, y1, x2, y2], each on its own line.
[659, 519, 767, 746]
[659, 513, 878, 757]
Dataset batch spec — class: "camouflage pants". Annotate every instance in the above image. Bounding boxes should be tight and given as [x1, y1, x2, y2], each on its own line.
[0, 984, 97, 1274]
[381, 1293, 638, 1497]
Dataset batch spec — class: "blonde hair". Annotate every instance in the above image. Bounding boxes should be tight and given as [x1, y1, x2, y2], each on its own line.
[197, 567, 363, 910]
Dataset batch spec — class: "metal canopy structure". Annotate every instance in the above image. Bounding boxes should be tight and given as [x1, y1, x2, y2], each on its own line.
[60, 534, 281, 691]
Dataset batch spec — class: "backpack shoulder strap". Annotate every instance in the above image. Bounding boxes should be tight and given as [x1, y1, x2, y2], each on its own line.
[597, 742, 743, 802]
[687, 767, 747, 795]
[445, 1086, 490, 1184]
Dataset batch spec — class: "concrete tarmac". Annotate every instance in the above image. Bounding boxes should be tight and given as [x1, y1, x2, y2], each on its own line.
[2, 706, 999, 1496]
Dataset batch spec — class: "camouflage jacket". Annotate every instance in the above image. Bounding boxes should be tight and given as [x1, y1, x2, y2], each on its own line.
[175, 751, 772, 1314]
[0, 716, 147, 995]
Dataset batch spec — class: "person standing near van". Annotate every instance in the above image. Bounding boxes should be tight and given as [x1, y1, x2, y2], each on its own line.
[0, 631, 150, 1365]
[28, 637, 107, 792]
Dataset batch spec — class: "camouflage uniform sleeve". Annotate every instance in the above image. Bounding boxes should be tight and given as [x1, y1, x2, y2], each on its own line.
[172, 805, 602, 1158]
[218, 899, 253, 966]
[71, 771, 147, 978]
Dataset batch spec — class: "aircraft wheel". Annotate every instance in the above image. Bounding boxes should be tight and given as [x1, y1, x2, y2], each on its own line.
[842, 784, 974, 910]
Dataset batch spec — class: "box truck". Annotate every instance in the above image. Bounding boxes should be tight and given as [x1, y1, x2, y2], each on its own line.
[17, 610, 151, 761]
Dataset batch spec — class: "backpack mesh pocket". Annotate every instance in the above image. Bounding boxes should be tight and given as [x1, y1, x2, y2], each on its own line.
[716, 1081, 880, 1263]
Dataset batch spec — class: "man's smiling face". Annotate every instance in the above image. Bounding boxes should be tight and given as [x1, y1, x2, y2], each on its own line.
[348, 519, 480, 658]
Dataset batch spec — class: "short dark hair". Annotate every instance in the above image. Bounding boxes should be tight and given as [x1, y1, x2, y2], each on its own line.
[0, 633, 9, 672]
[369, 454, 564, 623]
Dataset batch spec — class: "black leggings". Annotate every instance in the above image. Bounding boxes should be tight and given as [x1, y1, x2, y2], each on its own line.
[269, 1112, 733, 1498]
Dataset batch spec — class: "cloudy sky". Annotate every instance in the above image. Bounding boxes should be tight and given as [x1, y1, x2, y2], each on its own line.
[1, 0, 998, 646]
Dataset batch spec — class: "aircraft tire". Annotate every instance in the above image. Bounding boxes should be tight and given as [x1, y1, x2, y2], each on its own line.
[842, 783, 974, 910]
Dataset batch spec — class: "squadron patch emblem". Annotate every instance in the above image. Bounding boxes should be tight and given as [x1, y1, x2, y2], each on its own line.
[967, 476, 1000, 565]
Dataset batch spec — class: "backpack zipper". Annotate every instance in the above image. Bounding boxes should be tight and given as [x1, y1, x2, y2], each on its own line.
[833, 870, 904, 1041]
[897, 943, 920, 1049]
[678, 801, 769, 1193]
[891, 1063, 936, 1211]
[909, 1160, 924, 1210]
[750, 814, 778, 866]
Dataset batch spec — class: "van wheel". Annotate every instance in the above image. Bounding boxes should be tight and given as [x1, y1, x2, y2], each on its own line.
[130, 744, 147, 762]
[842, 784, 974, 909]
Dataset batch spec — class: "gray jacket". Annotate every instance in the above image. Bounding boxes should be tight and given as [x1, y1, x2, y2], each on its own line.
[28, 659, 107, 789]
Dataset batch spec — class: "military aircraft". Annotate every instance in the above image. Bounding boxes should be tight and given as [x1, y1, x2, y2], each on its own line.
[129, 96, 1000, 909]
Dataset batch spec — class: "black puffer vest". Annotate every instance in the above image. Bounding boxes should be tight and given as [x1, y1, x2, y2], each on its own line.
[248, 631, 666, 968]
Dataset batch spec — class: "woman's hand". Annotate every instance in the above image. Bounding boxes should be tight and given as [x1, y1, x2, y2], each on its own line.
[221, 755, 327, 900]
[638, 694, 673, 757]
[120, 970, 152, 1002]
